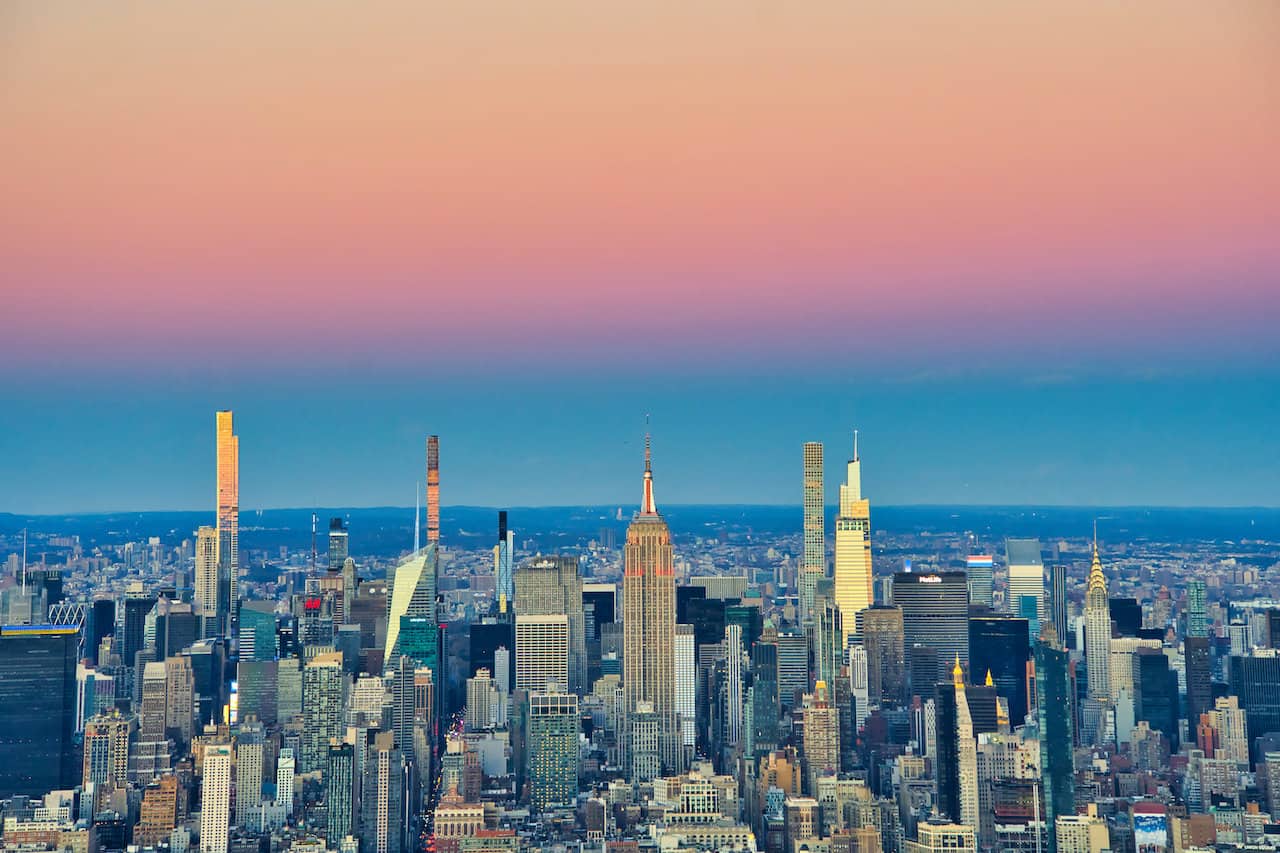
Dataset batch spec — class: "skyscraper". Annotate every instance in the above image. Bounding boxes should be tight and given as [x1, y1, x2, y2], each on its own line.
[0, 625, 79, 797]
[301, 653, 345, 774]
[426, 435, 440, 545]
[194, 525, 218, 630]
[516, 615, 569, 694]
[1005, 539, 1044, 624]
[83, 712, 133, 788]
[328, 517, 349, 572]
[514, 556, 585, 692]
[360, 731, 404, 853]
[892, 571, 970, 685]
[623, 432, 679, 773]
[968, 616, 1030, 725]
[675, 624, 697, 764]
[326, 742, 356, 847]
[1035, 627, 1074, 853]
[1186, 580, 1208, 638]
[527, 689, 580, 811]
[200, 742, 232, 853]
[863, 605, 907, 707]
[954, 659, 980, 831]
[215, 410, 239, 636]
[966, 555, 994, 609]
[1048, 563, 1068, 641]
[384, 544, 438, 669]
[834, 431, 872, 646]
[801, 442, 825, 623]
[235, 724, 264, 826]
[1185, 636, 1212, 726]
[494, 511, 514, 615]
[1084, 536, 1112, 701]
[802, 681, 840, 795]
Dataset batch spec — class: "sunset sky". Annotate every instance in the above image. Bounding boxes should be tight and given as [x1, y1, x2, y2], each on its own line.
[2, 1, 1277, 512]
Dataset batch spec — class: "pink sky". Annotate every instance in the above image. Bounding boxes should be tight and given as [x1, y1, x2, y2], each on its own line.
[2, 1, 1277, 373]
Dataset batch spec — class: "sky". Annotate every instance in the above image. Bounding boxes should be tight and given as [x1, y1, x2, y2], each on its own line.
[1, 1, 1278, 513]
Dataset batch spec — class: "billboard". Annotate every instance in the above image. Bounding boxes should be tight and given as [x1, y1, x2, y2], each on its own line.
[1133, 810, 1167, 853]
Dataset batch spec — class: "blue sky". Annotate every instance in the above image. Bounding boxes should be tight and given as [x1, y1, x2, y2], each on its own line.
[1, 366, 1276, 513]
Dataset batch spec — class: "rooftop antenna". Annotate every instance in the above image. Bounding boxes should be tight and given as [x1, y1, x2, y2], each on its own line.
[853, 429, 859, 462]
[414, 483, 421, 554]
[21, 528, 27, 593]
[310, 512, 318, 573]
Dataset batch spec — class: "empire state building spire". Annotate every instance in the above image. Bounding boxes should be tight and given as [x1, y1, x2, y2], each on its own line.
[641, 422, 657, 515]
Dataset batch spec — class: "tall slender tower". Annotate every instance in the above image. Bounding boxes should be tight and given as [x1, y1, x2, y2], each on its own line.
[426, 436, 440, 545]
[623, 431, 679, 774]
[1084, 527, 1112, 700]
[834, 430, 872, 646]
[494, 511, 514, 615]
[952, 657, 980, 831]
[801, 442, 825, 622]
[215, 411, 239, 636]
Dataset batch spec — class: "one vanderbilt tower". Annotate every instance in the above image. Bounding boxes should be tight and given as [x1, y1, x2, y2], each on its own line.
[834, 430, 872, 647]
[623, 430, 679, 777]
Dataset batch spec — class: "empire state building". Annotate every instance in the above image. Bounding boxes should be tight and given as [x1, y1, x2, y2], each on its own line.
[623, 433, 679, 776]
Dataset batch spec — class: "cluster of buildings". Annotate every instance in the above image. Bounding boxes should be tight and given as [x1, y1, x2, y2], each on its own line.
[3, 417, 1280, 853]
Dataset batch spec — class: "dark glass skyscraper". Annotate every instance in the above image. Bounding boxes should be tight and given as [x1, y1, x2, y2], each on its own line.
[1035, 634, 1074, 853]
[1134, 647, 1180, 749]
[0, 626, 79, 797]
[1184, 636, 1212, 727]
[1228, 655, 1280, 759]
[892, 571, 969, 684]
[1110, 598, 1142, 638]
[969, 615, 1031, 725]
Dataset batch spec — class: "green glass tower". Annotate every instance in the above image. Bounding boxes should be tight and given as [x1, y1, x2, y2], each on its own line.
[1035, 627, 1074, 853]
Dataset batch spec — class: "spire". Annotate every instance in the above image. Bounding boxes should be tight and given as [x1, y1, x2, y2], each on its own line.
[853, 429, 859, 462]
[952, 654, 964, 687]
[1087, 525, 1107, 598]
[985, 669, 995, 687]
[414, 484, 421, 553]
[641, 416, 657, 514]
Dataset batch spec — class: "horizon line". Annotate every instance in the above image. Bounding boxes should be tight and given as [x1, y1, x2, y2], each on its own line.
[3, 501, 1279, 520]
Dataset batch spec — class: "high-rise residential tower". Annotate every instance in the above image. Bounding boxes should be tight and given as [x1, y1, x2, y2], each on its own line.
[194, 526, 218, 631]
[426, 435, 440, 545]
[327, 517, 348, 572]
[623, 432, 679, 774]
[494, 511, 514, 615]
[1186, 579, 1208, 638]
[1084, 534, 1112, 700]
[834, 431, 872, 646]
[801, 442, 825, 623]
[215, 411, 239, 635]
[200, 742, 232, 853]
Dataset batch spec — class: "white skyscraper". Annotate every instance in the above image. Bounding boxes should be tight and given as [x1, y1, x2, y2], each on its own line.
[675, 625, 697, 763]
[515, 615, 569, 693]
[276, 748, 295, 818]
[724, 624, 744, 747]
[1005, 539, 1045, 623]
[834, 431, 872, 645]
[200, 743, 232, 853]
[194, 526, 218, 624]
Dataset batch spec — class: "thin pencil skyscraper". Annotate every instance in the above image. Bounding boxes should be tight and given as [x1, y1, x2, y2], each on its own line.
[215, 411, 239, 635]
[801, 442, 825, 622]
[834, 430, 872, 645]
